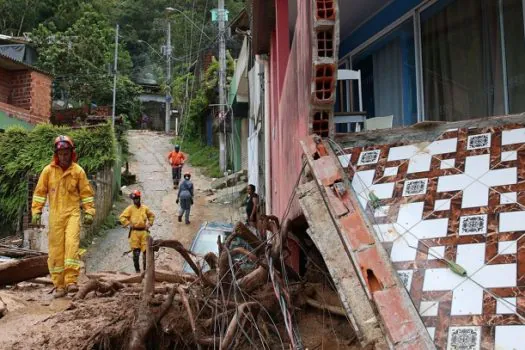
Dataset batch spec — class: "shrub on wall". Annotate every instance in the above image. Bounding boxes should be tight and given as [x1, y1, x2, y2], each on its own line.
[0, 123, 117, 235]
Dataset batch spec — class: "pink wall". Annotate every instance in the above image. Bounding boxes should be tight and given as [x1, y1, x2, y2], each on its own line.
[270, 0, 312, 219]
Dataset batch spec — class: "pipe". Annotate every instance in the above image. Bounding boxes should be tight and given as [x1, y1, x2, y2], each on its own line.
[263, 57, 272, 214]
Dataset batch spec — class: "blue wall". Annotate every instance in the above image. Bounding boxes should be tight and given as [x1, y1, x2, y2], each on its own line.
[340, 0, 425, 57]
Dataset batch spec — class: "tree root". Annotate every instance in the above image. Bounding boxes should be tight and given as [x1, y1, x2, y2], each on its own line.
[74, 279, 124, 300]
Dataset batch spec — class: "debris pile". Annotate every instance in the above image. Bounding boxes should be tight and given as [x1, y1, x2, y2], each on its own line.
[0, 217, 358, 349]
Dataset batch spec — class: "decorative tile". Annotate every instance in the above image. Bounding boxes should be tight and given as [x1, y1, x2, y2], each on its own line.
[337, 154, 351, 168]
[498, 240, 517, 255]
[501, 150, 517, 162]
[467, 133, 491, 150]
[383, 166, 398, 177]
[459, 215, 487, 236]
[502, 127, 525, 145]
[441, 158, 456, 169]
[500, 192, 517, 204]
[402, 178, 428, 197]
[427, 327, 436, 341]
[428, 246, 445, 260]
[496, 297, 517, 314]
[420, 301, 439, 316]
[434, 199, 451, 211]
[499, 211, 525, 232]
[357, 150, 380, 166]
[397, 270, 413, 290]
[344, 126, 525, 349]
[447, 326, 481, 350]
[437, 154, 517, 209]
[494, 326, 525, 349]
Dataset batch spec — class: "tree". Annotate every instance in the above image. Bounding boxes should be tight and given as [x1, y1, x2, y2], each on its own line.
[30, 8, 141, 117]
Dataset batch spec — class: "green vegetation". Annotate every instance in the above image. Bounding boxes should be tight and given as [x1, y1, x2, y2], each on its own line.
[173, 137, 222, 179]
[0, 123, 117, 234]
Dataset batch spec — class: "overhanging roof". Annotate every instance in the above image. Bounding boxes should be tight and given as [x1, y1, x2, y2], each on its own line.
[0, 52, 52, 77]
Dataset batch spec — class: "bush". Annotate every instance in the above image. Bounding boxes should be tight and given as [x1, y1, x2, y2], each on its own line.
[0, 123, 117, 234]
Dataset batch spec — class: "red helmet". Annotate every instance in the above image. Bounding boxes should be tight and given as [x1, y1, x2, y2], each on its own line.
[54, 135, 75, 151]
[130, 190, 141, 199]
[184, 172, 191, 179]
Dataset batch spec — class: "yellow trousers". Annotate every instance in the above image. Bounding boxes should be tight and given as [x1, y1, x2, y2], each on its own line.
[129, 230, 149, 252]
[48, 212, 81, 289]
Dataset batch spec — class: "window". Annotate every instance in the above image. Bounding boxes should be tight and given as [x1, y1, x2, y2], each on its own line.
[502, 0, 525, 113]
[421, 0, 505, 121]
[351, 20, 417, 127]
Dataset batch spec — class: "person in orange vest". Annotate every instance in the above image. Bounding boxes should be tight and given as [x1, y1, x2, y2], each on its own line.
[119, 190, 155, 273]
[31, 135, 95, 298]
[168, 144, 186, 189]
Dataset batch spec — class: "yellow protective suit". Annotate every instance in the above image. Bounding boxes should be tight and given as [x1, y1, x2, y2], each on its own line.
[119, 204, 155, 252]
[32, 161, 95, 289]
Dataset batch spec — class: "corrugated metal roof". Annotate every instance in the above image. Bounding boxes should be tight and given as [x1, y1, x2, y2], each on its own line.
[0, 52, 52, 77]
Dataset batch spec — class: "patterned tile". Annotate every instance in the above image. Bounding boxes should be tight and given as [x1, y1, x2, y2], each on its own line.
[357, 149, 380, 166]
[341, 124, 525, 349]
[447, 326, 481, 350]
[467, 133, 491, 150]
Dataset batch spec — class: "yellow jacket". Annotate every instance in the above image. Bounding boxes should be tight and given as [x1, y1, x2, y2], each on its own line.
[119, 204, 155, 229]
[32, 162, 95, 218]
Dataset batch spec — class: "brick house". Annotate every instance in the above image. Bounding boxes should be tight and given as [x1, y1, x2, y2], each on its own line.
[0, 53, 52, 130]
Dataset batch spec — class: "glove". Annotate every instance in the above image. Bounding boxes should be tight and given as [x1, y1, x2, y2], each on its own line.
[83, 213, 94, 225]
[176, 199, 179, 204]
[31, 213, 41, 225]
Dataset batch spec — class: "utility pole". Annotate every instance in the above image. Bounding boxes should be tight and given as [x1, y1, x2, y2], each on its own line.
[218, 0, 227, 172]
[111, 24, 119, 128]
[165, 21, 172, 134]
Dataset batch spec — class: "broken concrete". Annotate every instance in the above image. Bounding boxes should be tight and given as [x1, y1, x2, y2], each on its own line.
[300, 135, 435, 349]
[298, 180, 384, 347]
[210, 170, 248, 190]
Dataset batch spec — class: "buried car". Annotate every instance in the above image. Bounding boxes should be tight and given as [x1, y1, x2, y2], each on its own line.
[183, 221, 255, 274]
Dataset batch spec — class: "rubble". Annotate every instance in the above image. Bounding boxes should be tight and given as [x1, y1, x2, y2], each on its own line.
[210, 169, 248, 190]
[0, 218, 358, 349]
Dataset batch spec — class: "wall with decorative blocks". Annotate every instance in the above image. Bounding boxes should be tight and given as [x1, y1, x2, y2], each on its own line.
[271, 0, 340, 218]
[338, 123, 525, 349]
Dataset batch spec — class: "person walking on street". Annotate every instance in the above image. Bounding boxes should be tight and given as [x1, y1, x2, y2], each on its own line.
[168, 144, 185, 189]
[31, 135, 95, 298]
[119, 190, 155, 273]
[177, 172, 194, 224]
[245, 184, 259, 226]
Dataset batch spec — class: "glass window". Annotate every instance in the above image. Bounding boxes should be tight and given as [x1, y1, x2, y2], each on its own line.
[421, 0, 505, 121]
[352, 20, 417, 127]
[502, 0, 525, 113]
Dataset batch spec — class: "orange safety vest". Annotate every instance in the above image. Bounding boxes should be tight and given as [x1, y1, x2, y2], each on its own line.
[168, 151, 185, 167]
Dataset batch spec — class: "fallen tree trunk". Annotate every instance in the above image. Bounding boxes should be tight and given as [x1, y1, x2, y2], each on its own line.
[129, 236, 158, 350]
[0, 255, 48, 286]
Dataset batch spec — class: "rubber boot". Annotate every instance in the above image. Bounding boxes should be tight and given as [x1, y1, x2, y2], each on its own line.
[178, 215, 182, 222]
[132, 249, 141, 273]
[142, 251, 147, 272]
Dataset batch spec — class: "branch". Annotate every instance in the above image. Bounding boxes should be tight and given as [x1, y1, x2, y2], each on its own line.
[305, 297, 347, 317]
[220, 302, 259, 350]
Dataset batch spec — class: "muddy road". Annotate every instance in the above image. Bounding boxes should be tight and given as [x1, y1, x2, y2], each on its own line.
[85, 130, 237, 273]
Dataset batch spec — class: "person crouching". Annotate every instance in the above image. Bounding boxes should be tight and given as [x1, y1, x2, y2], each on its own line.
[119, 190, 155, 273]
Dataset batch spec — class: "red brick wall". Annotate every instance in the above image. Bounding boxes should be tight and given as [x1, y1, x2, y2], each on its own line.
[0, 101, 47, 124]
[30, 71, 52, 119]
[9, 70, 32, 110]
[0, 67, 10, 104]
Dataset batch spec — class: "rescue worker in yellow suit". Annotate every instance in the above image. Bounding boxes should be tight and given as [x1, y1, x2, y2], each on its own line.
[31, 135, 95, 298]
[119, 190, 155, 273]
